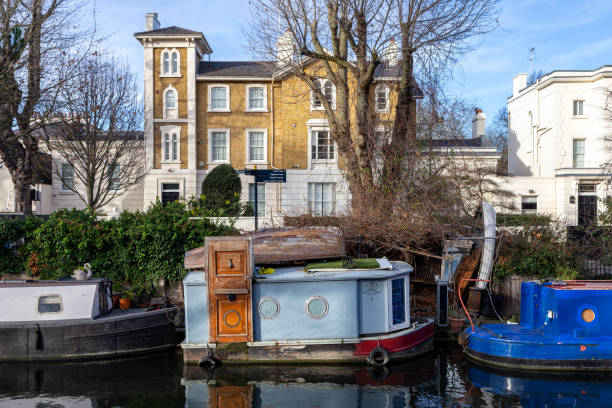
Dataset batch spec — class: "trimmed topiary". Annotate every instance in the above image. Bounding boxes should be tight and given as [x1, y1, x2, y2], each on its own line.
[201, 164, 242, 216]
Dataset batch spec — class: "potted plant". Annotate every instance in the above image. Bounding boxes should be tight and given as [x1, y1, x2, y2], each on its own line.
[119, 288, 135, 310]
[448, 307, 465, 333]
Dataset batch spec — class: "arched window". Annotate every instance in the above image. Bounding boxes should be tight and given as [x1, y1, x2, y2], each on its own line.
[164, 85, 178, 119]
[375, 84, 390, 112]
[161, 125, 181, 164]
[160, 48, 180, 76]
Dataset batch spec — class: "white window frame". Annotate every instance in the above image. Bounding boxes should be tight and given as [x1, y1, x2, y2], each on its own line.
[375, 84, 390, 113]
[573, 138, 586, 168]
[245, 84, 268, 112]
[573, 99, 585, 117]
[160, 48, 181, 77]
[160, 125, 182, 164]
[108, 163, 121, 191]
[387, 276, 410, 331]
[163, 85, 178, 120]
[245, 128, 268, 164]
[208, 84, 231, 112]
[310, 79, 336, 111]
[308, 127, 337, 165]
[521, 195, 538, 215]
[208, 128, 230, 164]
[248, 182, 266, 216]
[60, 163, 74, 192]
[307, 182, 335, 216]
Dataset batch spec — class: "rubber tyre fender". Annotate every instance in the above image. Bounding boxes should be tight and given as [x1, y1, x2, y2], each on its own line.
[368, 346, 390, 366]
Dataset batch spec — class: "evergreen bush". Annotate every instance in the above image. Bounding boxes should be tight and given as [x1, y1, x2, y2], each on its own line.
[3, 203, 236, 294]
[200, 164, 242, 216]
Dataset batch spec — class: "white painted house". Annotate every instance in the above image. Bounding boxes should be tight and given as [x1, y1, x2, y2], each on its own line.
[503, 66, 612, 225]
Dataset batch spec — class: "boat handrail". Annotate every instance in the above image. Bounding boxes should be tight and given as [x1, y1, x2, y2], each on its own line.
[458, 278, 491, 331]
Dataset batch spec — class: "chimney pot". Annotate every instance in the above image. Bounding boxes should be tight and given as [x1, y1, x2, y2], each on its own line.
[472, 108, 486, 139]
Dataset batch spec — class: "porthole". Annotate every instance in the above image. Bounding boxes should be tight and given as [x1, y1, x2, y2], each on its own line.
[37, 294, 62, 314]
[305, 296, 328, 319]
[223, 310, 241, 328]
[258, 297, 280, 320]
[582, 308, 595, 323]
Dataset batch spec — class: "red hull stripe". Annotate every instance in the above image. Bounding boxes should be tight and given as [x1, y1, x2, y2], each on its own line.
[353, 323, 434, 356]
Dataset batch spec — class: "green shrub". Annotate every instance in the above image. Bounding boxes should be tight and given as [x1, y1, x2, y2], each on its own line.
[496, 213, 551, 227]
[0, 216, 43, 275]
[200, 164, 242, 216]
[22, 203, 236, 295]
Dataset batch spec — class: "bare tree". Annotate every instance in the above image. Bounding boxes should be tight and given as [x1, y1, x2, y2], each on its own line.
[44, 53, 145, 213]
[0, 0, 90, 214]
[248, 0, 395, 199]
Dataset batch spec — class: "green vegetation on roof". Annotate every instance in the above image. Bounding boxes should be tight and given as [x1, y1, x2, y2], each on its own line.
[305, 258, 380, 271]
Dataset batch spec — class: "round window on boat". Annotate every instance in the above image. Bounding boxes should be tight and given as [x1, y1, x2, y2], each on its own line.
[223, 310, 241, 328]
[258, 297, 280, 320]
[581, 308, 596, 323]
[305, 296, 328, 319]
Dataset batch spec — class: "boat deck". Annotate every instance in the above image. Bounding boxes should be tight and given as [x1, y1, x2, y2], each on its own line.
[254, 261, 412, 283]
[546, 281, 612, 290]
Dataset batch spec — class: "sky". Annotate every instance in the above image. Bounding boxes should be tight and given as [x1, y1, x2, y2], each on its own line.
[92, 0, 612, 131]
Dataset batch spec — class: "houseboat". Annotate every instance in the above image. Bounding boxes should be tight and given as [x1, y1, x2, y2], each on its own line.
[182, 232, 434, 366]
[0, 278, 176, 361]
[464, 280, 612, 370]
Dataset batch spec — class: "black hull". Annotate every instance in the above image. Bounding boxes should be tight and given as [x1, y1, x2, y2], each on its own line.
[0, 308, 176, 361]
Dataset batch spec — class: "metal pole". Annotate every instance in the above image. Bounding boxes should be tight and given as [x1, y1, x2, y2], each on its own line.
[254, 180, 258, 231]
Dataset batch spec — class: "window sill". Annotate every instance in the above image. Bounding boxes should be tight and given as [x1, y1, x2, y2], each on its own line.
[207, 161, 230, 165]
[245, 109, 269, 113]
[207, 109, 231, 113]
[572, 115, 588, 119]
[311, 160, 337, 165]
[161, 160, 182, 164]
[376, 109, 390, 114]
[59, 191, 75, 195]
[159, 74, 182, 78]
[245, 161, 268, 165]
[310, 107, 336, 111]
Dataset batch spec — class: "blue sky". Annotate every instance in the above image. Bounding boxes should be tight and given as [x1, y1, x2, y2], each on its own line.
[94, 0, 612, 129]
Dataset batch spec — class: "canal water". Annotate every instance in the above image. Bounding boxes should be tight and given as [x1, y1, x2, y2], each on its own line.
[1, 346, 611, 407]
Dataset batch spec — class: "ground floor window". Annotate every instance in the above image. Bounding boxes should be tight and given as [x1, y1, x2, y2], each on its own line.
[161, 183, 180, 206]
[521, 196, 537, 214]
[308, 183, 334, 216]
[248, 183, 265, 216]
[61, 163, 74, 191]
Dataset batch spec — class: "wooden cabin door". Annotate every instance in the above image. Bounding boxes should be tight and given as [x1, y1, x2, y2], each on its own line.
[206, 237, 253, 343]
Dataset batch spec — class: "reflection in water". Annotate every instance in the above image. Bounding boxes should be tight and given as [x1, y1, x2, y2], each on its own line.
[469, 363, 612, 408]
[0, 347, 610, 407]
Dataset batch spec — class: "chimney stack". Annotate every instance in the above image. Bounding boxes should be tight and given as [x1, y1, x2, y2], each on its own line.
[276, 30, 295, 67]
[472, 108, 486, 139]
[146, 13, 160, 31]
[513, 73, 528, 97]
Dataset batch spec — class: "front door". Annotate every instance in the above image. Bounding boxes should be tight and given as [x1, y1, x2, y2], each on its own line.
[206, 237, 253, 343]
[578, 195, 597, 226]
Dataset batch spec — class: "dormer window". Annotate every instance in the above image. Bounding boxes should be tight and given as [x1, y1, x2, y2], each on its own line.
[208, 84, 230, 112]
[161, 48, 180, 76]
[375, 84, 390, 113]
[311, 79, 335, 111]
[163, 85, 178, 119]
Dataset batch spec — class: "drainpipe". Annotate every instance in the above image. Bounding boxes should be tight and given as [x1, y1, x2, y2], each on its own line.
[270, 75, 282, 217]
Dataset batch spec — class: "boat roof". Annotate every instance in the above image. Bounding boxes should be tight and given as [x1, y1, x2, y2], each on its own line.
[254, 261, 412, 283]
[543, 281, 612, 291]
[0, 278, 107, 287]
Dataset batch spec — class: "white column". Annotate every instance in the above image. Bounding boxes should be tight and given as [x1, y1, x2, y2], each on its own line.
[187, 45, 196, 170]
[144, 42, 155, 172]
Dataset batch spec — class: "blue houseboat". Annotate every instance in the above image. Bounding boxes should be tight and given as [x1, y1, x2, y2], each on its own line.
[464, 280, 612, 370]
[182, 233, 434, 366]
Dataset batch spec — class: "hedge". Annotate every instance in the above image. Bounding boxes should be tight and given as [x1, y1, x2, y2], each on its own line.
[0, 201, 237, 294]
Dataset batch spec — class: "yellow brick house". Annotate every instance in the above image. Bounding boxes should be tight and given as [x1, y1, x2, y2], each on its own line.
[134, 13, 500, 220]
[134, 12, 411, 219]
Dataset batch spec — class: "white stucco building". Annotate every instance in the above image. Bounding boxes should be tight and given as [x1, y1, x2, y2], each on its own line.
[503, 66, 612, 225]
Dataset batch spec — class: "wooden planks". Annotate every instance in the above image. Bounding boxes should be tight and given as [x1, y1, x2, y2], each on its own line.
[251, 228, 344, 264]
[184, 228, 345, 270]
